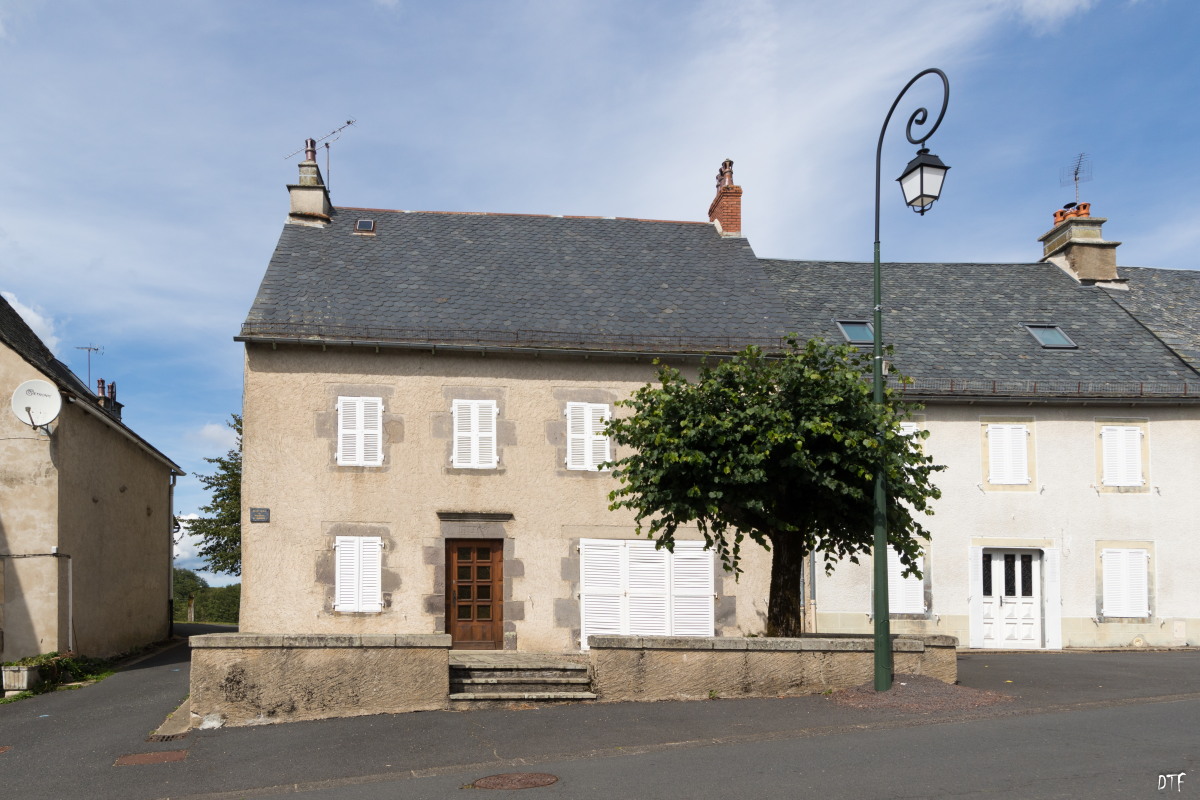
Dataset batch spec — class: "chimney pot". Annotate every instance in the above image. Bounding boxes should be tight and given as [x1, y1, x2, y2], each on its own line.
[708, 159, 743, 237]
[1039, 203, 1121, 284]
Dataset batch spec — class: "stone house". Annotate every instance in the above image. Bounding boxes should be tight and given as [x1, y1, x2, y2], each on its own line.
[234, 149, 1199, 654]
[0, 295, 183, 663]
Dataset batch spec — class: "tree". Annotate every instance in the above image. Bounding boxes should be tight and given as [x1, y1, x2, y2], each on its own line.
[172, 567, 209, 611]
[606, 339, 943, 636]
[188, 414, 242, 575]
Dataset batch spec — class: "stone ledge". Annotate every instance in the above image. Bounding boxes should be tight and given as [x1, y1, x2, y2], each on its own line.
[588, 635, 950, 653]
[189, 633, 452, 649]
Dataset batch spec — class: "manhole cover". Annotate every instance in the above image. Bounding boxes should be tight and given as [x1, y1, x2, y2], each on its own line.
[471, 772, 559, 790]
[146, 733, 188, 743]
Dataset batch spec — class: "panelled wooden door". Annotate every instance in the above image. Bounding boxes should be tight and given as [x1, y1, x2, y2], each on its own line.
[446, 540, 503, 649]
[980, 549, 1043, 649]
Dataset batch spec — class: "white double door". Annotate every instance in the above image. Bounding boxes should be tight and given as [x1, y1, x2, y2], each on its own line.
[980, 549, 1043, 648]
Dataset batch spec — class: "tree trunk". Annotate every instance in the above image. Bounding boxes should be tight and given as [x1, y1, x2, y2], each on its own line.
[767, 532, 805, 637]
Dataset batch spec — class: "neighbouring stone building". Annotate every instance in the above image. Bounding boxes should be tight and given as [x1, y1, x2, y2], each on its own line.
[0, 295, 183, 663]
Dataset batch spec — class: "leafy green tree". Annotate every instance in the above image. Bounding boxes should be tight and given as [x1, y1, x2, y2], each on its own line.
[606, 339, 943, 637]
[193, 584, 241, 624]
[189, 414, 242, 575]
[172, 567, 209, 614]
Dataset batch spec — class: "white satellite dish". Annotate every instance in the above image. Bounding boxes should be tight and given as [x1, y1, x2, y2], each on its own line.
[11, 379, 62, 429]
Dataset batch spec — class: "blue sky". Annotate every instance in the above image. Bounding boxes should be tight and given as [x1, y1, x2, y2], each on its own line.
[1, 0, 1196, 585]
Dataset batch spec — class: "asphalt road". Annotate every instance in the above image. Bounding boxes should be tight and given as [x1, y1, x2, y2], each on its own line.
[2, 641, 1196, 799]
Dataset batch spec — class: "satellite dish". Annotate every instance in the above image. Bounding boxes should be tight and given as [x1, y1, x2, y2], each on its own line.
[11, 379, 62, 429]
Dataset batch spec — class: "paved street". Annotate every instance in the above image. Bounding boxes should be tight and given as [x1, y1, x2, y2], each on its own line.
[1, 640, 1197, 799]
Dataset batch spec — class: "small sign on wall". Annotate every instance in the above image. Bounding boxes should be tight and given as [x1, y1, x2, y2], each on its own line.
[249, 508, 271, 523]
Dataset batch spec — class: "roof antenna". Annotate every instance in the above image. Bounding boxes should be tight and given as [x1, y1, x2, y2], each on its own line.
[284, 119, 356, 191]
[1059, 152, 1092, 209]
[75, 343, 103, 387]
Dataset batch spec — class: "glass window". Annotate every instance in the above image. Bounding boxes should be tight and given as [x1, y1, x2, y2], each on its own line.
[1025, 325, 1076, 349]
[836, 320, 874, 344]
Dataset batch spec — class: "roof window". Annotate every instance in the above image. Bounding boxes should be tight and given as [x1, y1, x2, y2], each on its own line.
[354, 219, 376, 233]
[836, 320, 874, 345]
[1025, 324, 1076, 349]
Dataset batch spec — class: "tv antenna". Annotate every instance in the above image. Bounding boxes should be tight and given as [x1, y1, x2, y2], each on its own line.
[75, 344, 103, 386]
[1059, 153, 1092, 206]
[284, 119, 356, 191]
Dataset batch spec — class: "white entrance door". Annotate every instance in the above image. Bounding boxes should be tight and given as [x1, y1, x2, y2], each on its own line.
[980, 549, 1043, 648]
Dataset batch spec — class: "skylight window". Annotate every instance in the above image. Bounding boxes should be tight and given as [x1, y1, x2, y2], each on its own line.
[354, 219, 376, 233]
[1025, 324, 1076, 349]
[836, 320, 874, 344]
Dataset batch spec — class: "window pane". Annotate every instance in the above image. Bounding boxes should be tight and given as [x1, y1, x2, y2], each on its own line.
[457, 585, 472, 601]
[476, 565, 491, 581]
[476, 585, 491, 601]
[457, 566, 471, 582]
[476, 547, 491, 561]
[1027, 325, 1075, 348]
[982, 554, 992, 596]
[837, 321, 873, 344]
[1004, 554, 1016, 597]
[456, 604, 472, 620]
[476, 605, 492, 621]
[1021, 554, 1033, 597]
[457, 546, 473, 561]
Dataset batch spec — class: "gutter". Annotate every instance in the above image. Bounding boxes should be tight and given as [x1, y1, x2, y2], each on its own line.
[914, 394, 1200, 407]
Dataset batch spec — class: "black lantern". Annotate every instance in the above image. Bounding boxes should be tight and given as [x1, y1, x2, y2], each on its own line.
[897, 148, 949, 214]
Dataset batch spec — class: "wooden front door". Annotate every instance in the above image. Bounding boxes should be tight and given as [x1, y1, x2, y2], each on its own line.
[980, 549, 1043, 649]
[446, 540, 503, 649]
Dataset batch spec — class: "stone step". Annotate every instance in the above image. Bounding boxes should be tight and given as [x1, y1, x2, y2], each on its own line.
[449, 691, 598, 702]
[450, 665, 588, 681]
[451, 677, 592, 694]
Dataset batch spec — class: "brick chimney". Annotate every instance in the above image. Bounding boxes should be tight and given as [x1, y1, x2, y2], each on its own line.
[708, 159, 742, 237]
[95, 378, 123, 419]
[287, 138, 333, 226]
[1038, 203, 1122, 284]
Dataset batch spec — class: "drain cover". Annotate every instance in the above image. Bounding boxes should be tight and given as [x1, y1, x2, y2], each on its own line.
[471, 773, 559, 790]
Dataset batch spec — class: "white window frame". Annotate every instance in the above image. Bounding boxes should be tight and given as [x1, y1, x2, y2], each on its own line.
[336, 396, 384, 467]
[987, 423, 1030, 485]
[1101, 548, 1150, 618]
[579, 539, 714, 649]
[1101, 425, 1144, 487]
[334, 536, 383, 613]
[565, 402, 612, 471]
[451, 399, 499, 469]
[887, 549, 926, 615]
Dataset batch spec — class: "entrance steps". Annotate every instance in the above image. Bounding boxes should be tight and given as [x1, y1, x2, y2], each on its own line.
[448, 652, 595, 706]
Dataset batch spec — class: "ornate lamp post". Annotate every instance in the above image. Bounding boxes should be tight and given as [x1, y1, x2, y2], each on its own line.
[872, 69, 950, 691]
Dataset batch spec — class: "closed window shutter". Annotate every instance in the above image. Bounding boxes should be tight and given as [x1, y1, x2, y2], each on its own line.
[358, 537, 383, 612]
[1101, 426, 1143, 486]
[580, 540, 623, 648]
[988, 424, 1029, 484]
[887, 549, 925, 614]
[477, 401, 498, 468]
[565, 403, 588, 470]
[898, 422, 919, 438]
[337, 398, 361, 465]
[451, 400, 473, 467]
[588, 404, 611, 470]
[670, 541, 715, 636]
[335, 536, 363, 611]
[451, 400, 498, 468]
[337, 397, 384, 466]
[1102, 548, 1149, 617]
[626, 541, 670, 635]
[360, 398, 383, 466]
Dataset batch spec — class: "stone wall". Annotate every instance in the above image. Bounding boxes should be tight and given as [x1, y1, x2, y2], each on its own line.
[189, 633, 450, 728]
[588, 635, 957, 702]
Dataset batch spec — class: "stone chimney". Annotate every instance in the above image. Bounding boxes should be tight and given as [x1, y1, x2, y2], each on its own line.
[1038, 203, 1122, 284]
[287, 138, 334, 226]
[95, 378, 123, 419]
[708, 159, 742, 237]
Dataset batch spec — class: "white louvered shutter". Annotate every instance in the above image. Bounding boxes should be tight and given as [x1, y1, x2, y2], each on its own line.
[476, 401, 498, 468]
[337, 397, 360, 465]
[670, 541, 715, 636]
[337, 397, 384, 467]
[452, 400, 473, 467]
[898, 421, 919, 438]
[360, 398, 383, 466]
[334, 536, 360, 611]
[580, 539, 623, 649]
[1102, 548, 1149, 617]
[626, 541, 670, 635]
[358, 537, 384, 612]
[565, 403, 588, 470]
[1101, 426, 1143, 487]
[451, 400, 498, 468]
[588, 404, 611, 470]
[886, 549, 925, 614]
[988, 424, 1030, 484]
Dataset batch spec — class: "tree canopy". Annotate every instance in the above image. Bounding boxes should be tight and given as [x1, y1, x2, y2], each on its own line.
[606, 339, 943, 636]
[188, 414, 242, 575]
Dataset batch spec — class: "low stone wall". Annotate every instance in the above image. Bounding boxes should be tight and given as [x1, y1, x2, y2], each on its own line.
[189, 633, 451, 728]
[588, 635, 957, 702]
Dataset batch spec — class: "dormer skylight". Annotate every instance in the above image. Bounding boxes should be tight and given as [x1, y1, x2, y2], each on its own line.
[354, 219, 376, 233]
[836, 320, 874, 345]
[1025, 324, 1076, 349]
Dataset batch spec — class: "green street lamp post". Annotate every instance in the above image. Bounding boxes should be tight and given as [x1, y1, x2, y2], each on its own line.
[872, 68, 951, 691]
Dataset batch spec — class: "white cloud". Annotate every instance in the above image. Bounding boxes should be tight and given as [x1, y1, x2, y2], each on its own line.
[1006, 0, 1098, 33]
[1, 290, 61, 352]
[194, 421, 238, 451]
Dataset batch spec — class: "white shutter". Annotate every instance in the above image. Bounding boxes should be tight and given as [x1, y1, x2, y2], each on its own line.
[670, 541, 715, 636]
[898, 422, 919, 438]
[337, 397, 384, 467]
[887, 549, 925, 614]
[451, 400, 498, 468]
[337, 397, 360, 465]
[1102, 548, 1149, 617]
[626, 541, 670, 635]
[358, 537, 383, 612]
[334, 536, 361, 611]
[988, 424, 1029, 484]
[360, 398, 383, 466]
[588, 404, 611, 470]
[334, 536, 384, 613]
[565, 403, 588, 470]
[580, 539, 624, 649]
[477, 401, 498, 468]
[968, 546, 985, 648]
[1101, 426, 1143, 487]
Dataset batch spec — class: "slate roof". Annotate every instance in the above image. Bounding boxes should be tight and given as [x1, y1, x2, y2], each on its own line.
[240, 209, 793, 353]
[1105, 266, 1200, 371]
[760, 259, 1199, 399]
